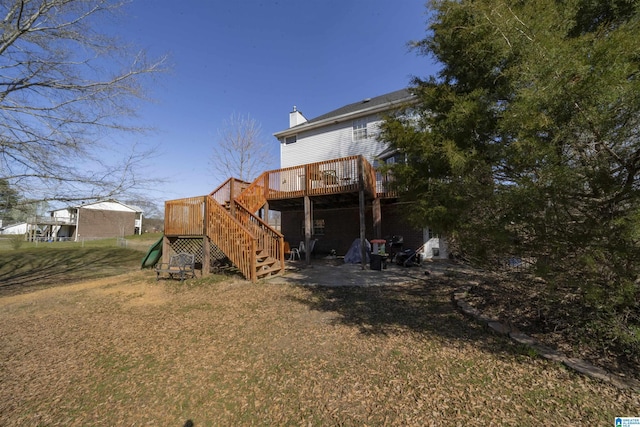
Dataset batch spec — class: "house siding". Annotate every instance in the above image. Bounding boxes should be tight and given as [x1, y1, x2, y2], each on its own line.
[51, 209, 73, 222]
[82, 201, 136, 212]
[281, 113, 387, 168]
[77, 209, 136, 240]
[0, 222, 29, 235]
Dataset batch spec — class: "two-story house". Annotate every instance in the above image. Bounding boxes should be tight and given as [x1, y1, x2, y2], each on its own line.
[273, 89, 446, 259]
[161, 89, 446, 282]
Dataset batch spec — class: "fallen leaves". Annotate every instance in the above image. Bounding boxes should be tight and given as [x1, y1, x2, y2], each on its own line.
[0, 270, 637, 425]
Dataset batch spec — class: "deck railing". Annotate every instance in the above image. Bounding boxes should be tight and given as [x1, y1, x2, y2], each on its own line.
[27, 215, 78, 226]
[360, 156, 377, 198]
[230, 155, 395, 204]
[267, 156, 364, 199]
[376, 170, 397, 198]
[164, 196, 206, 236]
[209, 177, 251, 206]
[235, 172, 269, 213]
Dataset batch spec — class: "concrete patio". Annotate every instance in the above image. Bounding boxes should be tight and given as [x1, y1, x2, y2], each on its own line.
[266, 258, 465, 287]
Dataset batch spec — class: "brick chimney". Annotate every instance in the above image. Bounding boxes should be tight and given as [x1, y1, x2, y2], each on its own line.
[289, 105, 307, 128]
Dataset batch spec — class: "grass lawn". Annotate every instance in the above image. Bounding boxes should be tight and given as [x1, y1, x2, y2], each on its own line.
[0, 246, 638, 425]
[0, 234, 161, 296]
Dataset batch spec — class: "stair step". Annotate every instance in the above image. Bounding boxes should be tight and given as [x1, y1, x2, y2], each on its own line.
[256, 256, 277, 268]
[256, 264, 282, 278]
[256, 249, 271, 261]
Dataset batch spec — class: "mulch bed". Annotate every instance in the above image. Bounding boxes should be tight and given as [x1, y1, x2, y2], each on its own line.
[462, 269, 640, 383]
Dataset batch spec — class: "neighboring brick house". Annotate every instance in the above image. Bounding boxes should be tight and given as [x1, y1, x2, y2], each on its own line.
[47, 200, 143, 241]
[273, 89, 447, 258]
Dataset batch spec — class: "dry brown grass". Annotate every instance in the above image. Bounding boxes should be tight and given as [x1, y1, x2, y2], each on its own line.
[0, 264, 638, 426]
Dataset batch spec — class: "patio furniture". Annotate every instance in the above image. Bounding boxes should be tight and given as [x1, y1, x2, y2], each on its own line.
[155, 253, 196, 281]
[284, 241, 300, 260]
[299, 239, 317, 257]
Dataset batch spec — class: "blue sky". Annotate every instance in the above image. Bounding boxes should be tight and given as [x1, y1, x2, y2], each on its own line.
[116, 0, 439, 205]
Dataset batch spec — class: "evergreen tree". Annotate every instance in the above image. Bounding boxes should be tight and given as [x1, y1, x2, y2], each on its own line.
[382, 0, 640, 348]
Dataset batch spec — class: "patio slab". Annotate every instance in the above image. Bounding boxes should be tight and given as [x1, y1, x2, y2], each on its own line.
[266, 258, 462, 287]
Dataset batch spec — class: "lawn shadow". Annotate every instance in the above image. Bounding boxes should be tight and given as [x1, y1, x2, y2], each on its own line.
[282, 261, 528, 358]
[0, 247, 142, 297]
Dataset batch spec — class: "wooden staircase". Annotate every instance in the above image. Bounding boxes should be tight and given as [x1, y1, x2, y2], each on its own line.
[206, 176, 285, 282]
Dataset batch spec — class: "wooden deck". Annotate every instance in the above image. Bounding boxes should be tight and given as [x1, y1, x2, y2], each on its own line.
[163, 155, 395, 282]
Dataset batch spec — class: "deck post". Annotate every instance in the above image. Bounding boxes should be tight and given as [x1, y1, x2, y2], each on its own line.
[202, 198, 210, 276]
[202, 236, 210, 276]
[358, 156, 367, 270]
[162, 234, 170, 264]
[229, 178, 236, 217]
[304, 195, 312, 266]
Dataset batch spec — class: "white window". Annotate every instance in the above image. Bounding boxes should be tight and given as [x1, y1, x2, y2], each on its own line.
[352, 119, 368, 141]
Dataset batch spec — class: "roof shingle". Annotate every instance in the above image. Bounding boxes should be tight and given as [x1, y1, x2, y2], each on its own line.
[304, 88, 413, 125]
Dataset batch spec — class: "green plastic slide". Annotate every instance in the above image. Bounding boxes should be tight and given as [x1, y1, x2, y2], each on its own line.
[141, 235, 163, 269]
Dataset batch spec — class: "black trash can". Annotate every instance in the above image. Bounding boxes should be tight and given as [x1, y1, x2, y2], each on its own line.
[370, 254, 382, 271]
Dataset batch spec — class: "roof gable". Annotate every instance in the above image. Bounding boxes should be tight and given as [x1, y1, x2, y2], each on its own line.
[51, 199, 142, 214]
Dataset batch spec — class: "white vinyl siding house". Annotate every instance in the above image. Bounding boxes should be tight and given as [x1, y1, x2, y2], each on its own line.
[0, 222, 33, 235]
[273, 89, 448, 259]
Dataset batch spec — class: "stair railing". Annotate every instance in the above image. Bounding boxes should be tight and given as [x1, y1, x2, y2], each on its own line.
[205, 196, 257, 282]
[208, 173, 285, 279]
[234, 200, 284, 271]
[235, 172, 269, 213]
[209, 177, 252, 206]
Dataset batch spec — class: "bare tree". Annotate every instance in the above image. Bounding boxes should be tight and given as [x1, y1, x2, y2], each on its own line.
[0, 0, 167, 206]
[210, 113, 275, 182]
